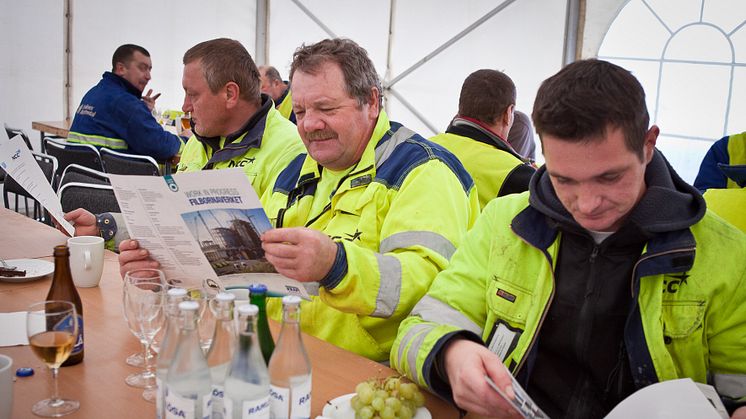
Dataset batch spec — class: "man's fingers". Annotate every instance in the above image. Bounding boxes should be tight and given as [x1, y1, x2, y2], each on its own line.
[261, 227, 298, 244]
[152, 93, 161, 101]
[262, 241, 299, 258]
[118, 239, 139, 252]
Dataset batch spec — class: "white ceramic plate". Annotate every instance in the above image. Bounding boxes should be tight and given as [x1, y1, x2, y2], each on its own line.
[322, 393, 431, 419]
[0, 259, 54, 282]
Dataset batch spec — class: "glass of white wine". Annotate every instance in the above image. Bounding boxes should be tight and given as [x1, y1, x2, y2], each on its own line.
[123, 268, 165, 402]
[26, 300, 80, 417]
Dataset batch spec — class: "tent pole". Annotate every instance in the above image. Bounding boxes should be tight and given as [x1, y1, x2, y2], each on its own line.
[563, 0, 582, 65]
[384, 0, 396, 114]
[255, 0, 269, 65]
[64, 0, 73, 123]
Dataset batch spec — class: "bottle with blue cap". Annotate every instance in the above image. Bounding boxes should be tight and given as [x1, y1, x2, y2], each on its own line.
[248, 284, 274, 365]
[224, 304, 270, 418]
[156, 287, 188, 419]
[206, 292, 237, 419]
[268, 295, 311, 418]
[165, 300, 212, 419]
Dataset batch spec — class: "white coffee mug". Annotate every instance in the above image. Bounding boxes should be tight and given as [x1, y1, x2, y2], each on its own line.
[0, 354, 12, 419]
[67, 236, 105, 287]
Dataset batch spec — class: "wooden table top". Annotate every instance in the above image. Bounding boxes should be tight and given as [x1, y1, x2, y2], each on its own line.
[0, 207, 458, 418]
[31, 121, 71, 138]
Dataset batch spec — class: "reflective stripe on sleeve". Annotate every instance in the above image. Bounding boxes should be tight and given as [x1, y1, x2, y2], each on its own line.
[379, 231, 456, 260]
[396, 322, 432, 386]
[303, 282, 320, 296]
[375, 126, 416, 168]
[713, 372, 746, 399]
[372, 253, 402, 318]
[67, 132, 128, 149]
[411, 295, 483, 336]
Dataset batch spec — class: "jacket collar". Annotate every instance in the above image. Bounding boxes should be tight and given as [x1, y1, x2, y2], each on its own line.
[446, 116, 526, 161]
[276, 85, 290, 106]
[103, 71, 142, 97]
[194, 94, 273, 166]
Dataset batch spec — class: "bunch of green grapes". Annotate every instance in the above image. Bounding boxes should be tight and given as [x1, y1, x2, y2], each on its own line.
[350, 376, 426, 419]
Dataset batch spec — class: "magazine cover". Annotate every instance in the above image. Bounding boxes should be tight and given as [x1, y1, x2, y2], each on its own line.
[108, 168, 308, 299]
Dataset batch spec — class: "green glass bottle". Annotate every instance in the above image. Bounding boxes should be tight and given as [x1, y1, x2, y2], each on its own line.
[249, 284, 274, 365]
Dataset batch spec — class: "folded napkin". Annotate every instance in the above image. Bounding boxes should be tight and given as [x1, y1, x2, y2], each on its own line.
[0, 311, 42, 347]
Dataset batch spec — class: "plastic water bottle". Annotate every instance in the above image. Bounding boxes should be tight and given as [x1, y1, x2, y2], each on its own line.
[224, 304, 271, 418]
[165, 300, 212, 419]
[268, 296, 311, 419]
[206, 292, 237, 419]
[156, 287, 188, 419]
[248, 284, 274, 365]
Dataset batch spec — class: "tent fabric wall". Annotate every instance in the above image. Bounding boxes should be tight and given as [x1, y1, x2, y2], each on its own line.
[0, 0, 257, 150]
[267, 0, 567, 140]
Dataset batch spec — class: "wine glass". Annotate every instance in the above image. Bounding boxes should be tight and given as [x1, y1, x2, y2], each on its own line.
[188, 285, 218, 353]
[123, 268, 165, 402]
[26, 300, 80, 417]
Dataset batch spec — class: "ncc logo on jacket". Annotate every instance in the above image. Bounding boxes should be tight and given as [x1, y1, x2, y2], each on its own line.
[228, 157, 256, 167]
[662, 272, 689, 294]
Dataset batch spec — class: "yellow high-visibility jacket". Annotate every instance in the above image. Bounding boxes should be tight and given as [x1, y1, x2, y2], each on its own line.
[393, 192, 746, 407]
[262, 111, 480, 361]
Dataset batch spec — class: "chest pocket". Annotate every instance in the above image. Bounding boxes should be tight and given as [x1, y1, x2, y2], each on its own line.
[486, 275, 534, 330]
[661, 300, 705, 340]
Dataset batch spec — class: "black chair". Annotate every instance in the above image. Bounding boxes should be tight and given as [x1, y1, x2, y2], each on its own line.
[58, 182, 120, 214]
[100, 148, 161, 176]
[58, 164, 110, 190]
[43, 137, 103, 188]
[3, 152, 58, 224]
[4, 123, 34, 150]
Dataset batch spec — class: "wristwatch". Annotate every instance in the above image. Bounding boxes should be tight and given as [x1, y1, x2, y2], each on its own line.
[96, 213, 117, 241]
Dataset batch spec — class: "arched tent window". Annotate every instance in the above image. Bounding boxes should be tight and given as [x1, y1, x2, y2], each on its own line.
[597, 0, 746, 183]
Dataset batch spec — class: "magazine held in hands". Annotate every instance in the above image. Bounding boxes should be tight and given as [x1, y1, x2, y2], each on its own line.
[108, 168, 309, 299]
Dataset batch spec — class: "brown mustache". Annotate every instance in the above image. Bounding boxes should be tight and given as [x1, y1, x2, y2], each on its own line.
[305, 130, 336, 141]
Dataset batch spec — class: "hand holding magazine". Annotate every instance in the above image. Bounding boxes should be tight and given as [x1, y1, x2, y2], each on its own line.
[108, 168, 309, 299]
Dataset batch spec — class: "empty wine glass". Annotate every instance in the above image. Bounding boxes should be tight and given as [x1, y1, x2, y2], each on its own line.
[123, 268, 165, 402]
[27, 300, 80, 417]
[187, 285, 218, 353]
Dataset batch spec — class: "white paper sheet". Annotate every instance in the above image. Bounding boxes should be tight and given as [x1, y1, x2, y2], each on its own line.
[605, 378, 727, 419]
[0, 135, 74, 235]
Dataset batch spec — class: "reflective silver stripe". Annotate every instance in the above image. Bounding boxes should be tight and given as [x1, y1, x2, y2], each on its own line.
[372, 253, 402, 317]
[398, 323, 432, 386]
[713, 372, 746, 399]
[407, 324, 433, 386]
[375, 126, 416, 168]
[380, 231, 456, 260]
[411, 295, 483, 336]
[304, 281, 320, 296]
[67, 132, 127, 149]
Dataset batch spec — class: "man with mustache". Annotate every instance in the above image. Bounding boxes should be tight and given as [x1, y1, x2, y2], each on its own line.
[257, 38, 479, 361]
[392, 59, 746, 418]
